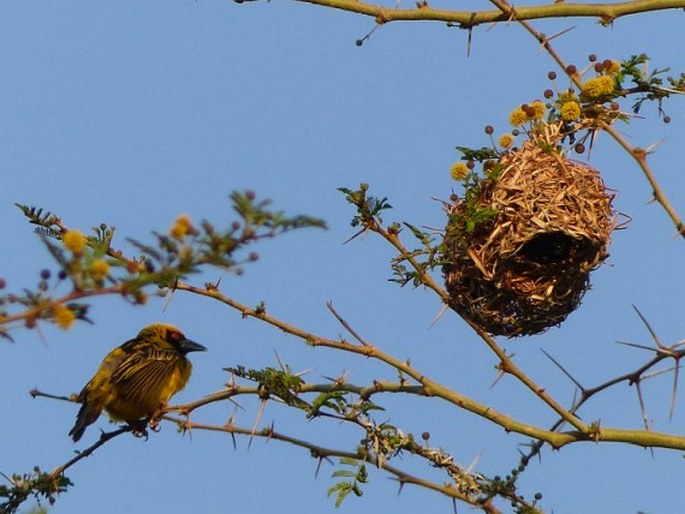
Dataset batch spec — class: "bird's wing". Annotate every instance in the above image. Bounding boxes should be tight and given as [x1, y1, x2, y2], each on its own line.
[74, 346, 128, 403]
[111, 347, 181, 405]
[70, 345, 132, 441]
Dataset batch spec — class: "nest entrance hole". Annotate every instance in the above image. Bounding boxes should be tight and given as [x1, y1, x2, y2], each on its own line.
[515, 231, 597, 266]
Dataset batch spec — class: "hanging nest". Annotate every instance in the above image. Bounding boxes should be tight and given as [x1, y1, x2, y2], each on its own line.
[442, 127, 616, 337]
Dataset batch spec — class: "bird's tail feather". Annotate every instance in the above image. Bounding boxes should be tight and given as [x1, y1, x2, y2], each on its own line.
[68, 402, 102, 442]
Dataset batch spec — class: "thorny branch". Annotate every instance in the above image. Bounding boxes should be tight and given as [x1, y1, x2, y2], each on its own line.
[165, 417, 502, 513]
[173, 280, 685, 450]
[28, 282, 685, 514]
[261, 0, 685, 28]
[29, 381, 507, 513]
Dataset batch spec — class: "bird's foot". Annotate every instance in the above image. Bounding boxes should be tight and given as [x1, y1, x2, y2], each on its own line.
[148, 406, 166, 433]
[148, 417, 162, 433]
[127, 419, 150, 440]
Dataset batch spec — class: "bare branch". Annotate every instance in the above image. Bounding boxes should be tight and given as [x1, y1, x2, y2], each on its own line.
[327, 301, 371, 346]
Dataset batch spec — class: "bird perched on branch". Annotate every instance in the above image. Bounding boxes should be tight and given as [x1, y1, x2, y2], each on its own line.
[68, 323, 206, 442]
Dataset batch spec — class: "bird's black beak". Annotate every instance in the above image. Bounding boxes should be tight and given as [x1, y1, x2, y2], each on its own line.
[179, 338, 207, 354]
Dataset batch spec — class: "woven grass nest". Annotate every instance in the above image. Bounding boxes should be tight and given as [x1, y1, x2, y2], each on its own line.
[442, 130, 616, 337]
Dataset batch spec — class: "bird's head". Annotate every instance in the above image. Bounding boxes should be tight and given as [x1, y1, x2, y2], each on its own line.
[137, 323, 207, 354]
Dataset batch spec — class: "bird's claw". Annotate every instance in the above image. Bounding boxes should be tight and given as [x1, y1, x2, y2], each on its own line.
[149, 418, 161, 433]
[148, 407, 165, 432]
[128, 419, 150, 440]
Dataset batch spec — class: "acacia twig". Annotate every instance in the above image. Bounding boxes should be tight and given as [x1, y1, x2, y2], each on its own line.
[282, 0, 685, 28]
[167, 416, 503, 513]
[49, 427, 131, 481]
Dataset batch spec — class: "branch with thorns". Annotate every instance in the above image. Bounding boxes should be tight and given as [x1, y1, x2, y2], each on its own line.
[171, 278, 685, 453]
[247, 0, 685, 30]
[26, 288, 685, 514]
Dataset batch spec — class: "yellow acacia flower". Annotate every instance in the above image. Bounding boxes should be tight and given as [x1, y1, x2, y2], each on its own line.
[605, 59, 621, 74]
[450, 162, 469, 181]
[509, 107, 528, 126]
[63, 230, 87, 254]
[89, 259, 110, 281]
[557, 91, 576, 104]
[583, 75, 615, 98]
[560, 101, 582, 121]
[169, 214, 193, 240]
[498, 133, 514, 149]
[53, 303, 76, 330]
[530, 100, 546, 120]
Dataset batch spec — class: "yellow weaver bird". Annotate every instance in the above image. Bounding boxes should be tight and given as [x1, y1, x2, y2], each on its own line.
[69, 323, 206, 442]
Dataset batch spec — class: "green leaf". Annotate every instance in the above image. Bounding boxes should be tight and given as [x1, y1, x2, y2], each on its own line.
[331, 469, 357, 479]
[455, 146, 499, 162]
[339, 184, 393, 227]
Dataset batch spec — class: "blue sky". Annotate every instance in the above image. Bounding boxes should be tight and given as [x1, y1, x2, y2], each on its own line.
[2, 2, 684, 513]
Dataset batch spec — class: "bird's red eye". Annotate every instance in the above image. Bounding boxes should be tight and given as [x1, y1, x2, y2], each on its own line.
[167, 330, 182, 343]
